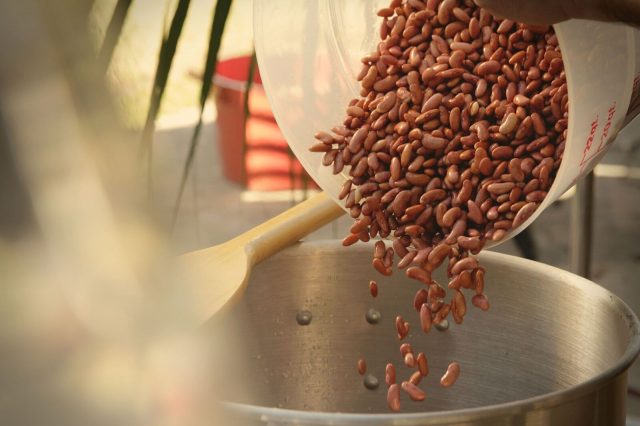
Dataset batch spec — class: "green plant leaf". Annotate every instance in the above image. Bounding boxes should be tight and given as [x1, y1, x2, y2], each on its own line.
[98, 0, 133, 71]
[171, 0, 232, 228]
[197, 0, 233, 107]
[140, 0, 191, 184]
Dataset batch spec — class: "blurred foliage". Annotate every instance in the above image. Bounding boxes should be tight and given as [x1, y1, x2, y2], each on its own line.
[91, 0, 252, 129]
[98, 0, 235, 216]
[98, 0, 306, 224]
[171, 0, 232, 226]
[140, 0, 193, 177]
[98, 0, 132, 70]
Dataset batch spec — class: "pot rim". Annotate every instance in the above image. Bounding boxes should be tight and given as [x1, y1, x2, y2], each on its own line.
[222, 243, 640, 424]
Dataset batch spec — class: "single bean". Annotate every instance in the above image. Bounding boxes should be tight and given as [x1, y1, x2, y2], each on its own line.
[409, 370, 423, 386]
[417, 352, 429, 376]
[420, 303, 432, 333]
[357, 358, 367, 375]
[451, 256, 478, 275]
[401, 381, 426, 401]
[413, 288, 429, 312]
[472, 294, 490, 310]
[387, 384, 401, 411]
[440, 362, 461, 387]
[385, 363, 396, 386]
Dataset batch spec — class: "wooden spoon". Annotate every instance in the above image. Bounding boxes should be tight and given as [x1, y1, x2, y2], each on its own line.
[180, 192, 344, 322]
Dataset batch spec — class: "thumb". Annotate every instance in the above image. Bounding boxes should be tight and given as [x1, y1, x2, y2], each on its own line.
[475, 0, 640, 26]
[473, 0, 571, 24]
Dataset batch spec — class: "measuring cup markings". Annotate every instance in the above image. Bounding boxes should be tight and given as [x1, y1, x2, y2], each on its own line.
[579, 101, 618, 173]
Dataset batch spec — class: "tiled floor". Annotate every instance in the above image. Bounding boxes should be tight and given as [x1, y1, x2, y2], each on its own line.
[154, 109, 640, 418]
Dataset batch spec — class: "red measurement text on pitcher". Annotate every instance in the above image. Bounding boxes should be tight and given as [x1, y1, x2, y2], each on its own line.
[579, 102, 616, 172]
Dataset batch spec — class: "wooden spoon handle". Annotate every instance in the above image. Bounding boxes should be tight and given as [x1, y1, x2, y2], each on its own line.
[235, 192, 345, 265]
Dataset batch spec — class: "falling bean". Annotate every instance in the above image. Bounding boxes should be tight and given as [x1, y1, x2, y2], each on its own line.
[440, 362, 461, 387]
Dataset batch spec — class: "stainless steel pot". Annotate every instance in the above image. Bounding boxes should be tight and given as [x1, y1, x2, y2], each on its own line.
[212, 240, 640, 425]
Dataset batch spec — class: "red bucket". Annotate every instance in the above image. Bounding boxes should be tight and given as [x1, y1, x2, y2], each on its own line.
[214, 56, 317, 191]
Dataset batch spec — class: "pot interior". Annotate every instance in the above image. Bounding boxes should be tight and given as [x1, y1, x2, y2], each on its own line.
[212, 241, 638, 414]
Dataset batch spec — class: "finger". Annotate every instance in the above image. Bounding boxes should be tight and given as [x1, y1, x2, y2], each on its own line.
[473, 0, 570, 24]
[475, 0, 640, 25]
[600, 0, 640, 25]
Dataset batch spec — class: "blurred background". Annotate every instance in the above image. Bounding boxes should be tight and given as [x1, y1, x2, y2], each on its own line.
[2, 0, 640, 424]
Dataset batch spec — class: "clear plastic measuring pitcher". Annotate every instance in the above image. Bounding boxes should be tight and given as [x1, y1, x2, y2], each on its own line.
[254, 0, 640, 245]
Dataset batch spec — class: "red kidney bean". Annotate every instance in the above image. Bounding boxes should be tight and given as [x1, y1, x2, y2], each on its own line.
[508, 158, 525, 181]
[457, 236, 482, 252]
[386, 363, 396, 386]
[433, 303, 451, 324]
[369, 280, 378, 298]
[404, 352, 416, 368]
[477, 157, 492, 175]
[396, 315, 410, 340]
[466, 200, 483, 224]
[342, 233, 359, 246]
[499, 112, 518, 134]
[373, 257, 390, 276]
[452, 290, 467, 324]
[445, 218, 467, 245]
[384, 247, 394, 267]
[491, 145, 514, 160]
[401, 381, 426, 401]
[420, 188, 447, 204]
[413, 247, 431, 265]
[472, 294, 490, 310]
[400, 342, 413, 357]
[440, 362, 461, 387]
[492, 229, 507, 241]
[487, 181, 515, 195]
[350, 216, 371, 234]
[414, 289, 429, 312]
[393, 237, 409, 257]
[442, 206, 462, 227]
[423, 133, 448, 150]
[416, 352, 429, 376]
[409, 371, 423, 386]
[459, 270, 474, 289]
[512, 201, 538, 228]
[357, 358, 367, 375]
[451, 256, 479, 275]
[399, 250, 418, 269]
[387, 384, 401, 411]
[526, 190, 547, 203]
[420, 303, 432, 333]
[427, 242, 450, 266]
[477, 60, 501, 75]
[473, 268, 485, 294]
[406, 266, 432, 284]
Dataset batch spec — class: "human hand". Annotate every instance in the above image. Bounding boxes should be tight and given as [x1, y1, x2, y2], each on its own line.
[474, 0, 640, 25]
